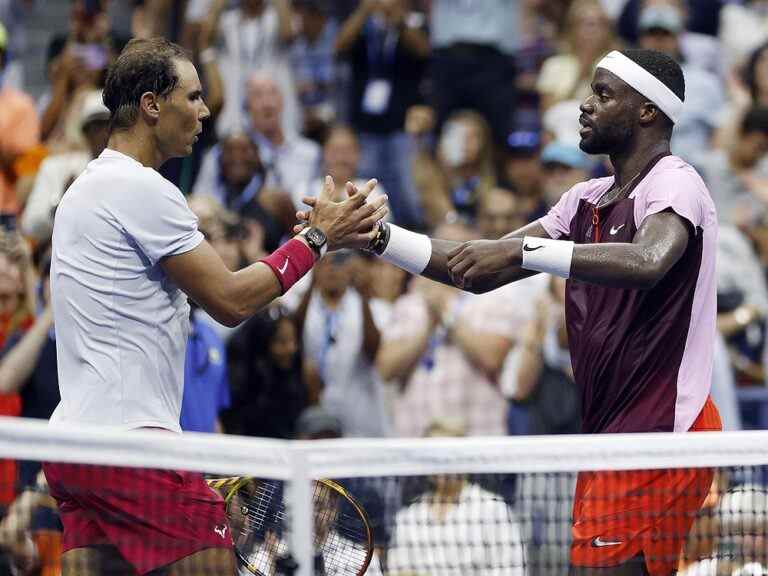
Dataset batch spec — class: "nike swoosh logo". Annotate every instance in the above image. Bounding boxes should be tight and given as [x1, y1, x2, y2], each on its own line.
[591, 537, 623, 548]
[609, 224, 625, 235]
[522, 244, 544, 252]
[278, 258, 289, 274]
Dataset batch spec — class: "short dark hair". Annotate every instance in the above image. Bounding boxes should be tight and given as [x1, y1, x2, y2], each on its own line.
[619, 49, 685, 132]
[620, 49, 685, 103]
[741, 106, 768, 135]
[102, 37, 190, 132]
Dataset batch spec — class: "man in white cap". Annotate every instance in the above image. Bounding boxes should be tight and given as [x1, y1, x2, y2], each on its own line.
[21, 90, 110, 242]
[302, 48, 721, 575]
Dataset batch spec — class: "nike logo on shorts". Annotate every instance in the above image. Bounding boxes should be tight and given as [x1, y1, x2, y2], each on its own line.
[591, 536, 623, 547]
[278, 258, 289, 274]
[609, 224, 625, 235]
[523, 244, 544, 252]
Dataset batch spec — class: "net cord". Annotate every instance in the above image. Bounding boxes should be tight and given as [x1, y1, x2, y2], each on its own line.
[2, 417, 768, 479]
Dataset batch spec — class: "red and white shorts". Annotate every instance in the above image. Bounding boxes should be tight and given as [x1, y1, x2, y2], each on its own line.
[43, 462, 233, 575]
[570, 396, 722, 575]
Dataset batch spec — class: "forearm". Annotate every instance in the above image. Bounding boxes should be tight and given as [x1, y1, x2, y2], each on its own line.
[450, 326, 509, 380]
[423, 241, 538, 292]
[512, 342, 544, 402]
[335, 5, 369, 54]
[218, 262, 283, 325]
[399, 25, 430, 59]
[201, 57, 224, 118]
[274, 0, 296, 43]
[40, 78, 69, 142]
[376, 331, 432, 382]
[0, 316, 52, 394]
[360, 296, 381, 362]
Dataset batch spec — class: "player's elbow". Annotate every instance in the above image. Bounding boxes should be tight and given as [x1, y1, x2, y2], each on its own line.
[635, 261, 666, 290]
[204, 302, 246, 328]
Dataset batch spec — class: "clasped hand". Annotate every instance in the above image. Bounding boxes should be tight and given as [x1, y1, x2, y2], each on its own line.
[446, 238, 521, 289]
[294, 176, 387, 251]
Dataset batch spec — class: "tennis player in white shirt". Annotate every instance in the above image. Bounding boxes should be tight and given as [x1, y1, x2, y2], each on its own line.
[42, 37, 387, 576]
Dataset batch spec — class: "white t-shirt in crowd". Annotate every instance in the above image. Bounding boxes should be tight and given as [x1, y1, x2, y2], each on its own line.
[49, 148, 204, 432]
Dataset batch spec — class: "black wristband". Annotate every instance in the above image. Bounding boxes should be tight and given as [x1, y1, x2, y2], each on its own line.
[366, 221, 391, 255]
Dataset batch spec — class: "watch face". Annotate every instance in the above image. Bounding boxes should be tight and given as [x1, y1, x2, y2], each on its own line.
[307, 228, 327, 246]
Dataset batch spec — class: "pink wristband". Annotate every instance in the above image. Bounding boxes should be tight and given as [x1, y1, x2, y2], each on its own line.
[260, 238, 316, 294]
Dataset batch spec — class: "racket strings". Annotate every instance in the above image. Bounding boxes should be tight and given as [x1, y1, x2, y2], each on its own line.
[231, 480, 372, 575]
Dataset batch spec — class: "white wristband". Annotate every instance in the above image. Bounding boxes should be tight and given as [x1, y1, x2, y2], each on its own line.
[520, 236, 574, 279]
[380, 224, 432, 275]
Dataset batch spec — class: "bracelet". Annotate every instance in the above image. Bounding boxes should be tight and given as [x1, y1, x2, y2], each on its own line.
[366, 221, 391, 255]
[520, 236, 574, 279]
[378, 224, 432, 275]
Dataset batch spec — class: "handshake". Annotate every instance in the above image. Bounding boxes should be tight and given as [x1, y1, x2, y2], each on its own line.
[293, 176, 388, 253]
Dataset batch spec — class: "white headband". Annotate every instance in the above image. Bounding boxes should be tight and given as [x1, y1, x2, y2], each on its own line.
[596, 50, 683, 124]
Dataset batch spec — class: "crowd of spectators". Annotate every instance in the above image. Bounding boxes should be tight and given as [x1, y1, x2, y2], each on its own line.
[0, 0, 766, 573]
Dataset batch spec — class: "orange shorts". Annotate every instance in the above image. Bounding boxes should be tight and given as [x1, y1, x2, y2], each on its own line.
[570, 396, 722, 575]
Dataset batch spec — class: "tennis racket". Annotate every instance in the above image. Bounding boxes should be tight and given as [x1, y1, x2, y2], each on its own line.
[206, 476, 373, 576]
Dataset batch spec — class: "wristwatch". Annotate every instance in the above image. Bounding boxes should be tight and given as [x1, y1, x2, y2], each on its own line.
[299, 227, 328, 257]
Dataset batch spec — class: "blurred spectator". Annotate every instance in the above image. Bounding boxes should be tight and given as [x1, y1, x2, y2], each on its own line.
[180, 304, 231, 433]
[504, 130, 547, 217]
[291, 0, 339, 142]
[699, 106, 768, 227]
[193, 132, 265, 212]
[540, 141, 592, 207]
[0, 230, 34, 507]
[294, 404, 342, 439]
[675, 470, 726, 575]
[386, 418, 526, 576]
[192, 132, 285, 248]
[717, 224, 768, 385]
[476, 186, 531, 240]
[0, 471, 62, 576]
[40, 0, 116, 152]
[503, 276, 580, 435]
[636, 3, 725, 163]
[245, 73, 321, 195]
[296, 250, 391, 437]
[335, 0, 428, 228]
[224, 306, 308, 438]
[0, 0, 32, 91]
[719, 0, 768, 72]
[188, 194, 275, 344]
[0, 20, 38, 225]
[716, 40, 768, 152]
[542, 99, 584, 148]
[0, 255, 56, 487]
[536, 0, 618, 112]
[377, 222, 519, 437]
[412, 110, 496, 227]
[428, 0, 520, 146]
[205, 0, 301, 138]
[21, 90, 109, 243]
[294, 124, 389, 215]
[200, 73, 319, 208]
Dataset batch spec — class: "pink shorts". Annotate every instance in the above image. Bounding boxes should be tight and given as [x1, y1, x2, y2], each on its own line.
[43, 462, 232, 575]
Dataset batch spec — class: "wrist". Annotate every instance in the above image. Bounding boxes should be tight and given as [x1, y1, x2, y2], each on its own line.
[506, 238, 523, 267]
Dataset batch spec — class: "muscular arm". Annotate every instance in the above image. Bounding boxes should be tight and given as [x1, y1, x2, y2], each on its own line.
[568, 211, 691, 288]
[162, 239, 296, 327]
[448, 210, 691, 292]
[421, 220, 550, 290]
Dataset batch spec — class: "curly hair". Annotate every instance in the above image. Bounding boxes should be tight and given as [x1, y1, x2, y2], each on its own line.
[102, 37, 190, 132]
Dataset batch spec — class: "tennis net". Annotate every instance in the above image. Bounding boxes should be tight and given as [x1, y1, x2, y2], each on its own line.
[0, 417, 767, 575]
